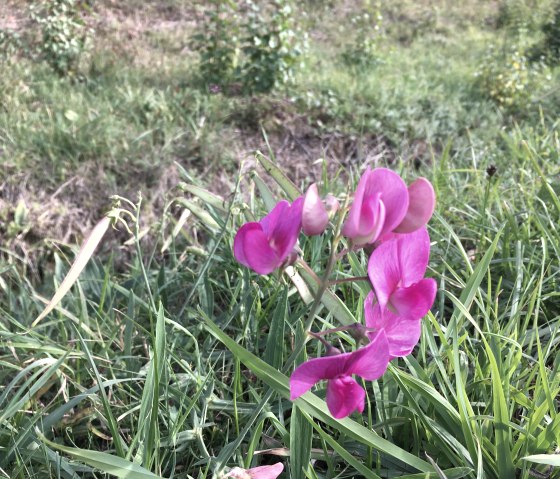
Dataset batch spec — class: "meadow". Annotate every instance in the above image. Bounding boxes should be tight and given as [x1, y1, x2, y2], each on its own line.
[1, 0, 559, 478]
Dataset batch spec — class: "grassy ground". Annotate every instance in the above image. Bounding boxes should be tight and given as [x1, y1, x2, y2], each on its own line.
[1, 0, 560, 478]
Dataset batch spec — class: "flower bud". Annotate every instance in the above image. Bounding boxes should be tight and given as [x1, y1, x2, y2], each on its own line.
[302, 183, 329, 236]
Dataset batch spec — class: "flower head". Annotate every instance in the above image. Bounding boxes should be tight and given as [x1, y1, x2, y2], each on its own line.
[224, 463, 284, 479]
[234, 198, 303, 275]
[342, 167, 409, 245]
[367, 227, 437, 321]
[290, 331, 389, 419]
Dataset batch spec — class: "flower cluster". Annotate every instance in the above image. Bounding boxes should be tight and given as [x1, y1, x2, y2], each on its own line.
[233, 166, 437, 419]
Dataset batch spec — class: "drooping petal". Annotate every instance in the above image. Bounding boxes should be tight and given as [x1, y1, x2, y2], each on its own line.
[365, 168, 409, 238]
[364, 299, 421, 358]
[396, 227, 431, 286]
[242, 227, 280, 275]
[289, 352, 347, 400]
[325, 194, 340, 216]
[302, 183, 329, 236]
[394, 178, 435, 234]
[248, 463, 284, 479]
[233, 223, 260, 268]
[270, 196, 303, 259]
[368, 239, 402, 311]
[345, 330, 389, 380]
[260, 200, 290, 239]
[389, 278, 437, 320]
[326, 376, 366, 419]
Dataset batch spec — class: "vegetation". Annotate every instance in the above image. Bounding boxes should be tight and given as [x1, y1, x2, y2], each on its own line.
[0, 0, 559, 478]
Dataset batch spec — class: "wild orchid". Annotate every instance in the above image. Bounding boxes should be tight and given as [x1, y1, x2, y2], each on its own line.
[233, 166, 436, 421]
[233, 197, 303, 275]
[290, 331, 390, 419]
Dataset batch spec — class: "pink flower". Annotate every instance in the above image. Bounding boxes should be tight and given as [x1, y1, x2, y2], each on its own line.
[302, 183, 329, 236]
[224, 463, 284, 479]
[364, 292, 421, 359]
[393, 178, 436, 234]
[290, 331, 390, 419]
[367, 227, 437, 321]
[234, 198, 303, 275]
[342, 167, 409, 246]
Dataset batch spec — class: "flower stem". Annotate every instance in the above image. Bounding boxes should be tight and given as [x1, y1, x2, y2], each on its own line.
[328, 275, 369, 285]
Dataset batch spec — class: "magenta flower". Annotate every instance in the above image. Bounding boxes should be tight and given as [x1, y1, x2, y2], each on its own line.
[364, 292, 421, 359]
[393, 178, 436, 234]
[342, 167, 409, 246]
[290, 331, 389, 419]
[302, 183, 329, 236]
[367, 227, 437, 321]
[234, 198, 303, 275]
[224, 463, 284, 479]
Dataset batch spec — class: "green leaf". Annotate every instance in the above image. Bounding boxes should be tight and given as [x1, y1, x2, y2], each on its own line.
[522, 454, 560, 466]
[256, 152, 301, 201]
[39, 435, 166, 479]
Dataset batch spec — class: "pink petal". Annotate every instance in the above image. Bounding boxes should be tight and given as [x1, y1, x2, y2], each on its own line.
[325, 194, 340, 215]
[269, 197, 303, 259]
[396, 227, 431, 286]
[234, 223, 260, 268]
[345, 330, 389, 380]
[260, 201, 290, 238]
[248, 463, 284, 479]
[394, 178, 435, 234]
[389, 278, 437, 320]
[289, 353, 347, 400]
[302, 183, 329, 236]
[242, 227, 280, 275]
[365, 299, 421, 358]
[368, 239, 402, 311]
[343, 168, 386, 243]
[365, 168, 409, 238]
[326, 376, 366, 419]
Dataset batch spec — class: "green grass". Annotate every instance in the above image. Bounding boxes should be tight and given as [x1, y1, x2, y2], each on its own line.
[1, 0, 560, 478]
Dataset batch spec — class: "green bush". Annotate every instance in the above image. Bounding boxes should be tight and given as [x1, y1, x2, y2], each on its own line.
[192, 0, 305, 95]
[30, 0, 91, 76]
[475, 45, 549, 110]
[541, 1, 560, 63]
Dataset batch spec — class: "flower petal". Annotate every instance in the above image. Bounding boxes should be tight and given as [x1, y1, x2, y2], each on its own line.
[396, 227, 432, 286]
[368, 238, 402, 311]
[289, 352, 347, 400]
[242, 227, 280, 275]
[233, 223, 260, 268]
[345, 330, 389, 380]
[365, 168, 409, 238]
[248, 463, 284, 479]
[260, 201, 290, 239]
[302, 183, 329, 236]
[270, 197, 303, 258]
[389, 278, 437, 320]
[365, 299, 422, 358]
[394, 178, 435, 234]
[326, 376, 366, 419]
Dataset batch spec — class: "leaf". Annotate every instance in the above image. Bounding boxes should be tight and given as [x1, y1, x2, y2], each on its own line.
[522, 454, 560, 466]
[179, 183, 228, 212]
[39, 435, 166, 479]
[256, 153, 301, 202]
[32, 217, 110, 327]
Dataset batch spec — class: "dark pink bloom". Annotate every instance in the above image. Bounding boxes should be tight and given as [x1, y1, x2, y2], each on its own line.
[302, 183, 329, 236]
[290, 331, 389, 419]
[367, 227, 437, 321]
[224, 463, 284, 479]
[234, 198, 303, 275]
[364, 291, 421, 359]
[394, 178, 436, 234]
[342, 167, 409, 245]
